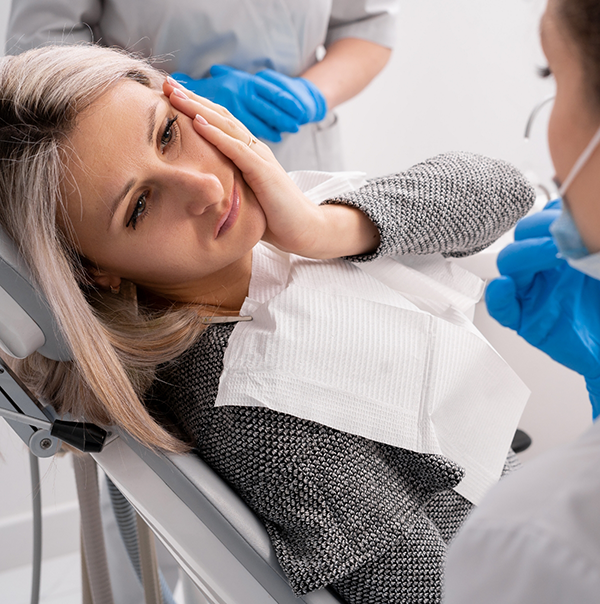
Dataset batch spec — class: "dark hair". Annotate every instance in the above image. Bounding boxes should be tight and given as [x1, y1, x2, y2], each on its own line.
[558, 0, 600, 108]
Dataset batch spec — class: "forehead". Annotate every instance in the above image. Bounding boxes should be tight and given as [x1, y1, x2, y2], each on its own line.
[63, 80, 163, 216]
[68, 79, 162, 171]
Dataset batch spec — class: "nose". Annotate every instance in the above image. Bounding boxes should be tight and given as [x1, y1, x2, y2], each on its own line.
[173, 167, 225, 216]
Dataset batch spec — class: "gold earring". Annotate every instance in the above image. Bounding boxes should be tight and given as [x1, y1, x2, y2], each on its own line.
[110, 284, 121, 295]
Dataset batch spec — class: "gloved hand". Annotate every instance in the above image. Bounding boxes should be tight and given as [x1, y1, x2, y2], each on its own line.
[486, 200, 600, 418]
[171, 66, 307, 142]
[255, 69, 327, 124]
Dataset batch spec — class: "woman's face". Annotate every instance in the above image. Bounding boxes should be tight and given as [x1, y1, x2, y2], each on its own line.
[542, 0, 600, 252]
[63, 79, 267, 305]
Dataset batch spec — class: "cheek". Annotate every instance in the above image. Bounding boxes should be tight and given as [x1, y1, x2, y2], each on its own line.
[547, 102, 573, 185]
[547, 78, 600, 187]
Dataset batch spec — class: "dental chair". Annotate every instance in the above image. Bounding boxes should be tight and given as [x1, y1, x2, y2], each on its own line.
[0, 227, 343, 604]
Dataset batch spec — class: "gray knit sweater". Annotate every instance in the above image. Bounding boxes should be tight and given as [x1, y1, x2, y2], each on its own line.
[147, 153, 535, 603]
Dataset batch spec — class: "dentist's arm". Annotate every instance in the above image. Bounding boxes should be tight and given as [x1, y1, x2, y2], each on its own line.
[299, 38, 392, 110]
[311, 0, 397, 109]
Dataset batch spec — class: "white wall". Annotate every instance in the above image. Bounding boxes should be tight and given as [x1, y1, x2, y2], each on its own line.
[338, 0, 554, 184]
[0, 422, 80, 570]
[0, 0, 593, 572]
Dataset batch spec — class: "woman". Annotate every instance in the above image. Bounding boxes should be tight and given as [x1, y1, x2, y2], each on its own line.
[0, 44, 533, 603]
[6, 0, 397, 171]
[444, 0, 600, 602]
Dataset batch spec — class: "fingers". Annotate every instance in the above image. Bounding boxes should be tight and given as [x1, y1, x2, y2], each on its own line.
[208, 64, 235, 78]
[497, 237, 563, 290]
[244, 93, 301, 134]
[164, 78, 229, 116]
[164, 79, 338, 256]
[485, 276, 521, 330]
[209, 65, 305, 131]
[189, 105, 324, 255]
[166, 83, 252, 143]
[514, 209, 560, 240]
[168, 73, 192, 90]
[191, 112, 258, 169]
[211, 64, 306, 121]
[543, 198, 562, 211]
[256, 69, 293, 90]
[188, 105, 281, 187]
[253, 71, 307, 120]
[165, 77, 294, 140]
[237, 111, 283, 142]
[257, 69, 323, 124]
[164, 80, 291, 209]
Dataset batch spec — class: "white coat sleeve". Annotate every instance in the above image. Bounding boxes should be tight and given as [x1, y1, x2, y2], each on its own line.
[326, 0, 399, 49]
[6, 0, 102, 55]
[444, 519, 600, 604]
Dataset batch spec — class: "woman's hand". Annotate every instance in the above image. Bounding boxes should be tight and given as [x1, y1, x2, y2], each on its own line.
[162, 78, 380, 259]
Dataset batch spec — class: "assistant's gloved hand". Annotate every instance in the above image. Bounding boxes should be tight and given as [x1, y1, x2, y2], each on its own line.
[171, 66, 307, 142]
[255, 69, 328, 124]
[486, 200, 600, 418]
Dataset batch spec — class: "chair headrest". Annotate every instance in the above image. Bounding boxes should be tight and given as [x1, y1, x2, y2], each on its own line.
[0, 227, 70, 361]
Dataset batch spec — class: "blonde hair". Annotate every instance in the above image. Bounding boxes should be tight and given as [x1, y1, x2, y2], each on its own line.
[0, 44, 208, 452]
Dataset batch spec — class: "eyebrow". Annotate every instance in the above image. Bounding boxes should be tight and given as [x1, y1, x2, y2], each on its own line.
[107, 99, 160, 229]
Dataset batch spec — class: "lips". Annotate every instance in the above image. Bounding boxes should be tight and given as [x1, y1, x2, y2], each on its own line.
[215, 183, 240, 238]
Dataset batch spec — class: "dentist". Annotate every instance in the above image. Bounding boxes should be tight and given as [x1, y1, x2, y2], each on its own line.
[444, 0, 600, 601]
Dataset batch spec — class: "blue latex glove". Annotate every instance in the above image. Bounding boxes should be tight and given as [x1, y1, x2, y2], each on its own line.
[486, 200, 600, 417]
[171, 66, 307, 142]
[255, 69, 327, 124]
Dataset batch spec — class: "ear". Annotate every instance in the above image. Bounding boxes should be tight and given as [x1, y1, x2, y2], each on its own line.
[87, 265, 122, 292]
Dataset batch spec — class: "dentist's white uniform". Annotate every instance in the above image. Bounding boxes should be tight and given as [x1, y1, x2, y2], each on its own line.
[444, 418, 600, 604]
[6, 0, 398, 172]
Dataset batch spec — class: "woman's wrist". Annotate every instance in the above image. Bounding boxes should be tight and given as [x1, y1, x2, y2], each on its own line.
[313, 204, 380, 259]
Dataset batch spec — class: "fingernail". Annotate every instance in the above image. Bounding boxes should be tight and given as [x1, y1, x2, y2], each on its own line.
[195, 114, 208, 125]
[172, 88, 188, 99]
[166, 76, 181, 88]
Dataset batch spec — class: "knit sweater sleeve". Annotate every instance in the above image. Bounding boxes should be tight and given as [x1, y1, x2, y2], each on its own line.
[322, 151, 536, 261]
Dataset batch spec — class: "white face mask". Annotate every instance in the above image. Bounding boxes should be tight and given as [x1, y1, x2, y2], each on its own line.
[549, 124, 600, 278]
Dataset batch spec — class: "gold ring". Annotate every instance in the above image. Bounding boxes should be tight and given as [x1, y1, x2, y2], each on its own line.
[248, 134, 258, 147]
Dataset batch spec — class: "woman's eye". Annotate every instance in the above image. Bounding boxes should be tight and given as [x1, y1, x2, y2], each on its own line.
[160, 115, 179, 151]
[126, 193, 147, 230]
[537, 65, 552, 79]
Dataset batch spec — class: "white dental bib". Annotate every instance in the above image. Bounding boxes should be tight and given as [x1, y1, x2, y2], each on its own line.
[215, 171, 530, 505]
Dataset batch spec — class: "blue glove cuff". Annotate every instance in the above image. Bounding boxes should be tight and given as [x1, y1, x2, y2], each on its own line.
[299, 77, 328, 122]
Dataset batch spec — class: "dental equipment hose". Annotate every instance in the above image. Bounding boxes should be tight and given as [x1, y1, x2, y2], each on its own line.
[29, 451, 41, 604]
[137, 514, 163, 604]
[107, 477, 176, 604]
[74, 455, 115, 604]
